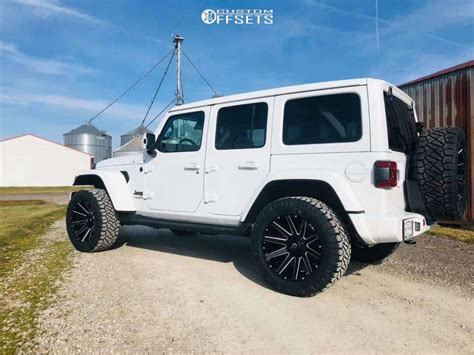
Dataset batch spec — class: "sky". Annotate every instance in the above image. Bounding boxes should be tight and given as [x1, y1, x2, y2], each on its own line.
[0, 0, 473, 148]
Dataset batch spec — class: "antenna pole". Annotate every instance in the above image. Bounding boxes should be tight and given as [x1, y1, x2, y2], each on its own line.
[173, 34, 184, 105]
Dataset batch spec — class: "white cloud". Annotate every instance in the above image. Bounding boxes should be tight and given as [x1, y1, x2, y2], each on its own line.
[11, 0, 106, 26]
[307, 0, 472, 49]
[0, 40, 95, 76]
[0, 92, 168, 122]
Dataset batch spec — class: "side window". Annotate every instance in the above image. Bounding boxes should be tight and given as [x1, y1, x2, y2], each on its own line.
[215, 102, 268, 150]
[158, 111, 204, 153]
[283, 93, 362, 145]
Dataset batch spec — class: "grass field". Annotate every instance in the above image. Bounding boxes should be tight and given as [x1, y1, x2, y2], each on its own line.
[0, 200, 72, 353]
[0, 202, 66, 277]
[426, 225, 474, 244]
[0, 186, 87, 195]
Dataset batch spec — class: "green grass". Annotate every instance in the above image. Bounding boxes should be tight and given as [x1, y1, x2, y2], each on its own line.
[0, 201, 72, 353]
[0, 186, 89, 195]
[0, 203, 66, 278]
[0, 200, 47, 207]
[426, 225, 474, 244]
[0, 240, 73, 353]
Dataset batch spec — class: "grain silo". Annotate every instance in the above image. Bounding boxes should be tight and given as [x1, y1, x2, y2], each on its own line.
[120, 125, 152, 146]
[63, 122, 112, 164]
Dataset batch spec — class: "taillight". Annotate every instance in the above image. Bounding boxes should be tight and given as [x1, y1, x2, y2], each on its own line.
[374, 160, 398, 188]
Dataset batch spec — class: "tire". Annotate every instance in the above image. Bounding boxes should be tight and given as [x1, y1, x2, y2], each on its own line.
[251, 197, 351, 297]
[66, 189, 120, 252]
[351, 242, 400, 264]
[413, 127, 467, 220]
[170, 229, 196, 236]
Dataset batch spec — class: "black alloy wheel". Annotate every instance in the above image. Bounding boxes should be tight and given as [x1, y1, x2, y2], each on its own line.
[70, 200, 96, 243]
[263, 214, 322, 281]
[66, 189, 120, 252]
[251, 197, 351, 297]
[456, 145, 467, 211]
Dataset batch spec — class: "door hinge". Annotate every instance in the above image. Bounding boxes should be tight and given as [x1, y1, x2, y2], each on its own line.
[143, 166, 154, 174]
[205, 164, 218, 174]
[143, 191, 154, 200]
[204, 194, 218, 204]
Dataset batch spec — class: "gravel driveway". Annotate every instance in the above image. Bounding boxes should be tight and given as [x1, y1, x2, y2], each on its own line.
[0, 193, 69, 205]
[34, 223, 473, 353]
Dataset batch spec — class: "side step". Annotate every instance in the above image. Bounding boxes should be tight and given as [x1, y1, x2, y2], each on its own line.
[118, 213, 252, 237]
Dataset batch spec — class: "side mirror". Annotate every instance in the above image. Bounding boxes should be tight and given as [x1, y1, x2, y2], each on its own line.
[143, 133, 157, 156]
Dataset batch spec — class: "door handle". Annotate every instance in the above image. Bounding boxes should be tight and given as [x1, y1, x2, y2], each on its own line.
[238, 161, 259, 170]
[184, 163, 200, 171]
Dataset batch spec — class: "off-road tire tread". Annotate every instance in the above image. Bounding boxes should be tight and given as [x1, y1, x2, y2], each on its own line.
[413, 127, 466, 220]
[251, 197, 351, 297]
[89, 189, 121, 252]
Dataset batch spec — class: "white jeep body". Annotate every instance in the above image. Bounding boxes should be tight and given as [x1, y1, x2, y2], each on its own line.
[73, 78, 430, 245]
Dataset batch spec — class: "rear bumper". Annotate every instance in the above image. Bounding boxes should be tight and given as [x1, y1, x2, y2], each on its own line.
[349, 211, 430, 245]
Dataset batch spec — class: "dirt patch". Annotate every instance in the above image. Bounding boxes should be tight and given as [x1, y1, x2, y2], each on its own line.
[33, 226, 473, 353]
[375, 234, 473, 296]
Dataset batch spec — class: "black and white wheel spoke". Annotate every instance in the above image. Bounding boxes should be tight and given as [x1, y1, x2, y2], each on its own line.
[265, 246, 289, 260]
[277, 255, 294, 275]
[72, 210, 87, 217]
[271, 220, 292, 238]
[71, 200, 95, 243]
[263, 214, 322, 281]
[264, 235, 287, 244]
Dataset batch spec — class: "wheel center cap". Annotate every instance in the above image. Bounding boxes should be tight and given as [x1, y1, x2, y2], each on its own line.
[290, 242, 298, 250]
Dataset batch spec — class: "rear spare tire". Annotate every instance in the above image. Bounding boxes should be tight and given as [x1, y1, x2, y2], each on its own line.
[413, 127, 467, 220]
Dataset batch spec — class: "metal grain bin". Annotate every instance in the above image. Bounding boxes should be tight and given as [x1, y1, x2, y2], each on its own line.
[114, 136, 144, 157]
[63, 123, 112, 164]
[120, 126, 152, 146]
[399, 60, 474, 222]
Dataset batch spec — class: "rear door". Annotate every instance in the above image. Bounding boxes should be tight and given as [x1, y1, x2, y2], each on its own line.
[204, 98, 273, 216]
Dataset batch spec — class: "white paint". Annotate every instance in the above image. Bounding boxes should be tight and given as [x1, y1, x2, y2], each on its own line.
[0, 134, 91, 187]
[74, 78, 429, 244]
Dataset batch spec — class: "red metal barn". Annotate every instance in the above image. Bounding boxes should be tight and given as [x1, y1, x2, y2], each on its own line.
[399, 60, 474, 222]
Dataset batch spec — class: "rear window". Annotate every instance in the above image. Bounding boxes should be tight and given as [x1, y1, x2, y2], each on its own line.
[283, 93, 362, 145]
[384, 91, 418, 154]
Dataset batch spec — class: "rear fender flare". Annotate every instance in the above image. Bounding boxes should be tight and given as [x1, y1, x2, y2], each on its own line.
[241, 169, 365, 222]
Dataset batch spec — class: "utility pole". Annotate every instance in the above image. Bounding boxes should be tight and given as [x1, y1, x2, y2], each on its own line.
[173, 34, 184, 105]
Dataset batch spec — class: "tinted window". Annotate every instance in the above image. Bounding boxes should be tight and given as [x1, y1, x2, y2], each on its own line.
[158, 111, 204, 153]
[283, 93, 362, 145]
[216, 102, 268, 150]
[384, 92, 418, 153]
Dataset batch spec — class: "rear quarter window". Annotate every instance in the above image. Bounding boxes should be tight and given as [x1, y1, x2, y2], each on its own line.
[283, 93, 362, 145]
[384, 91, 418, 154]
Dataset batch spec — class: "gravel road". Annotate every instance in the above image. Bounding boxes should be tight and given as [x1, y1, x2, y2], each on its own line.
[0, 193, 69, 205]
[34, 222, 473, 353]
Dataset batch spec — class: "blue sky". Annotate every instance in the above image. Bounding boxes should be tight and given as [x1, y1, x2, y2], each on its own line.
[0, 0, 473, 148]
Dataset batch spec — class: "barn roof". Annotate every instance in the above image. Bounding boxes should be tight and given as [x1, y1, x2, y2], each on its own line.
[400, 60, 474, 87]
[0, 134, 92, 156]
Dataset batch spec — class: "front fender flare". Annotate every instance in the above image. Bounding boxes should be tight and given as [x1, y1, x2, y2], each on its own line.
[73, 170, 135, 212]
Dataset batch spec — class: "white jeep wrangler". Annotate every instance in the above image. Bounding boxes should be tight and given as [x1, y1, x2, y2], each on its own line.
[67, 78, 467, 297]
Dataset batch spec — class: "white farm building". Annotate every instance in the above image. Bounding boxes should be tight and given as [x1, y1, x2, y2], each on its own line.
[0, 134, 92, 187]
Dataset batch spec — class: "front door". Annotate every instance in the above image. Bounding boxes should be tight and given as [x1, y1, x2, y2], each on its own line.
[204, 98, 273, 216]
[145, 108, 209, 212]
